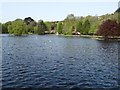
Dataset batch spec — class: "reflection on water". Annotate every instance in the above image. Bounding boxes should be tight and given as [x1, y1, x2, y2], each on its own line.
[2, 34, 120, 90]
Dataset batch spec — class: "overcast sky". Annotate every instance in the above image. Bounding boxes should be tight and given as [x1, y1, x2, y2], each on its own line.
[1, 1, 119, 23]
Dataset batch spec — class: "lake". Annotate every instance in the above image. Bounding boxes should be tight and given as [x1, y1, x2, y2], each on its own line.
[1, 34, 120, 90]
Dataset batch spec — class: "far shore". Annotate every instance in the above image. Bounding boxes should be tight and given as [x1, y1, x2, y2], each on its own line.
[1, 33, 120, 41]
[56, 34, 120, 41]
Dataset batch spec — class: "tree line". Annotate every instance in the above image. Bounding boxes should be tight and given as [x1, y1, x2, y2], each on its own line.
[0, 10, 120, 38]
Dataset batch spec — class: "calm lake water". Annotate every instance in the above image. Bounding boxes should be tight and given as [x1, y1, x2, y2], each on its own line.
[2, 34, 120, 90]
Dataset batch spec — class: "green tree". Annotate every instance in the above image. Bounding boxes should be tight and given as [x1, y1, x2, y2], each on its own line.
[76, 20, 83, 32]
[63, 14, 77, 35]
[2, 21, 12, 34]
[34, 20, 48, 35]
[24, 17, 36, 33]
[8, 19, 28, 35]
[64, 26, 73, 35]
[44, 21, 52, 32]
[89, 21, 100, 35]
[82, 20, 91, 35]
[2, 24, 8, 34]
[57, 22, 63, 34]
[27, 24, 34, 33]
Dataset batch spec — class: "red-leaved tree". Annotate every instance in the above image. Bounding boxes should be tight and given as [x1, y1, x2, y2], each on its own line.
[96, 19, 120, 38]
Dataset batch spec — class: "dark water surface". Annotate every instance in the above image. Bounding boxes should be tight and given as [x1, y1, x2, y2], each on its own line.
[2, 34, 120, 90]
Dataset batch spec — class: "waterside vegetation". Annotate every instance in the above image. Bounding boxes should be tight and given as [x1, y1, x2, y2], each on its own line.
[1, 8, 120, 40]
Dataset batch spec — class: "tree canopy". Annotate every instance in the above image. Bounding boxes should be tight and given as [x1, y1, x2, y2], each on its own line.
[82, 20, 91, 35]
[8, 19, 28, 36]
[2, 21, 12, 34]
[96, 19, 120, 38]
[34, 20, 48, 35]
[57, 22, 63, 34]
[1, 8, 120, 37]
[24, 17, 35, 25]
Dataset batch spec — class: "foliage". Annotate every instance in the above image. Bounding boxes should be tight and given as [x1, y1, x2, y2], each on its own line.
[8, 19, 28, 35]
[26, 24, 34, 33]
[1, 8, 120, 36]
[51, 22, 57, 30]
[2, 24, 8, 34]
[24, 17, 35, 25]
[44, 22, 52, 32]
[63, 14, 77, 35]
[76, 20, 83, 32]
[2, 21, 12, 34]
[82, 20, 91, 35]
[89, 21, 100, 35]
[34, 20, 48, 35]
[57, 22, 63, 34]
[68, 26, 73, 35]
[96, 19, 120, 38]
[24, 17, 36, 33]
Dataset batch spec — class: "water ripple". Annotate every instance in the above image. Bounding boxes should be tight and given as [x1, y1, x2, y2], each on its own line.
[2, 35, 119, 89]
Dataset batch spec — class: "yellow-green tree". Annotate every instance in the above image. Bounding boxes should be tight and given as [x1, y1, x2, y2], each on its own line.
[57, 22, 63, 34]
[8, 19, 28, 36]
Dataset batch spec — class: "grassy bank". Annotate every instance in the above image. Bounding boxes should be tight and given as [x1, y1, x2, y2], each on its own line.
[56, 34, 120, 41]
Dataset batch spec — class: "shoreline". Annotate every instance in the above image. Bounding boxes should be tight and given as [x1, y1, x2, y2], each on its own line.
[56, 34, 120, 41]
[1, 34, 120, 41]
